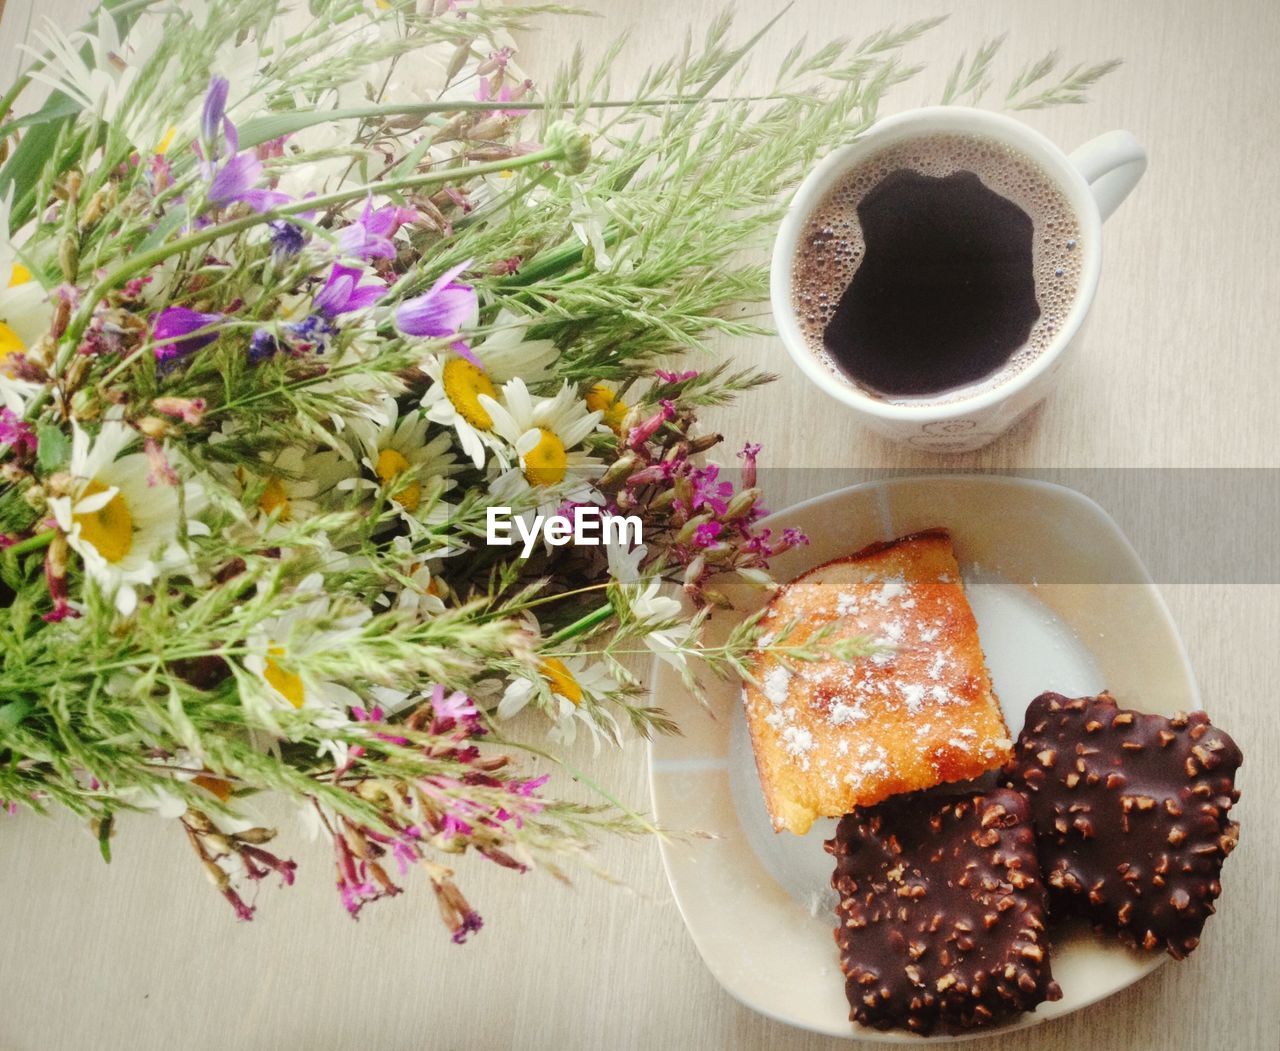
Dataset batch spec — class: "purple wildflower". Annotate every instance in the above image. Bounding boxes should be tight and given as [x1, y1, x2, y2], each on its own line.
[452, 911, 483, 945]
[222, 887, 256, 922]
[283, 313, 336, 352]
[692, 521, 723, 548]
[200, 76, 230, 152]
[269, 220, 305, 259]
[511, 773, 550, 797]
[147, 153, 171, 192]
[151, 307, 223, 362]
[738, 441, 761, 488]
[627, 399, 676, 448]
[333, 828, 401, 919]
[43, 542, 78, 623]
[313, 263, 386, 318]
[247, 328, 278, 363]
[782, 527, 809, 548]
[690, 464, 733, 515]
[207, 151, 291, 213]
[393, 260, 477, 355]
[337, 196, 417, 261]
[144, 438, 179, 487]
[0, 409, 36, 455]
[744, 528, 773, 556]
[239, 844, 298, 887]
[443, 186, 473, 214]
[475, 76, 531, 117]
[429, 684, 483, 734]
[655, 368, 698, 384]
[390, 837, 419, 875]
[475, 46, 514, 77]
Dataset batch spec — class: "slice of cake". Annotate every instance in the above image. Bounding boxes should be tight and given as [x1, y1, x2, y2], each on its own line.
[743, 530, 1012, 834]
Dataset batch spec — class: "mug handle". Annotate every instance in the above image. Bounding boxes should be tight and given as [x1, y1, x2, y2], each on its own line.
[1068, 130, 1147, 222]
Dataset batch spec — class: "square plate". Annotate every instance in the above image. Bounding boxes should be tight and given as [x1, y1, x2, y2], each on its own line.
[648, 475, 1199, 1040]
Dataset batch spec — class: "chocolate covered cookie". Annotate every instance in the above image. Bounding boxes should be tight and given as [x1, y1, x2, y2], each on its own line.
[826, 788, 1060, 1034]
[1005, 692, 1242, 959]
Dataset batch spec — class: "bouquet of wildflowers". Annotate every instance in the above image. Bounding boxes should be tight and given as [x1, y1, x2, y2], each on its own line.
[0, 0, 1114, 936]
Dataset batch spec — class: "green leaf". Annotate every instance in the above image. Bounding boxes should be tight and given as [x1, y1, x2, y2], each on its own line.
[0, 94, 81, 134]
[35, 422, 71, 471]
[97, 812, 114, 863]
[0, 115, 70, 220]
[236, 106, 405, 148]
[136, 206, 187, 255]
[0, 698, 33, 732]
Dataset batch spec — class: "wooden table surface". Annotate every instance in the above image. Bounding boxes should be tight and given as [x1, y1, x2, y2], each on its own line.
[1, 2, 1277, 1049]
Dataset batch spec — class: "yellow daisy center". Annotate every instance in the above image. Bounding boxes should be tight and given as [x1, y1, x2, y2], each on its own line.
[0, 322, 23, 373]
[74, 479, 134, 564]
[442, 357, 496, 430]
[585, 384, 629, 433]
[522, 427, 567, 487]
[540, 658, 583, 705]
[7, 263, 31, 287]
[264, 645, 305, 708]
[258, 476, 291, 520]
[375, 447, 421, 512]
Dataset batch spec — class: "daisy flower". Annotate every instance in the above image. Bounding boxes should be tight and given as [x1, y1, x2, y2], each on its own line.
[244, 574, 370, 715]
[48, 421, 204, 615]
[625, 575, 698, 672]
[606, 542, 643, 586]
[479, 378, 603, 491]
[0, 199, 45, 411]
[497, 651, 619, 750]
[238, 444, 357, 531]
[378, 536, 450, 618]
[465, 310, 560, 380]
[343, 394, 459, 526]
[584, 377, 652, 436]
[419, 353, 506, 470]
[418, 310, 559, 468]
[569, 185, 633, 275]
[24, 11, 162, 149]
[0, 194, 53, 378]
[26, 7, 272, 158]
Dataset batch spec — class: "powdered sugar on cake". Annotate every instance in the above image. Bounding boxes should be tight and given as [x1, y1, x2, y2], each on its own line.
[748, 559, 1002, 774]
[741, 533, 1013, 833]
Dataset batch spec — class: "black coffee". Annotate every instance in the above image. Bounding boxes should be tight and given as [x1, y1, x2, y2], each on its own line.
[791, 134, 1081, 403]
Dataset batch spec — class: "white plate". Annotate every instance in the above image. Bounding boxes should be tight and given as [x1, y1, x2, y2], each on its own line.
[648, 476, 1199, 1041]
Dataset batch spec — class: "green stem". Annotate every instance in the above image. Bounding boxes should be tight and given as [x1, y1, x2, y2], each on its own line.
[4, 531, 55, 557]
[547, 602, 615, 645]
[485, 581, 611, 621]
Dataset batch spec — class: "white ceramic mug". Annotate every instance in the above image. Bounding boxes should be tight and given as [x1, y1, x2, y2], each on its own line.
[769, 106, 1147, 452]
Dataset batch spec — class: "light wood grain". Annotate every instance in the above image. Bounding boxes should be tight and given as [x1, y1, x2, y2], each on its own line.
[1, 2, 1278, 1049]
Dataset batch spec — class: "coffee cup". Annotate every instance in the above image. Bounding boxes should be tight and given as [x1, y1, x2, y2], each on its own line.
[770, 106, 1146, 452]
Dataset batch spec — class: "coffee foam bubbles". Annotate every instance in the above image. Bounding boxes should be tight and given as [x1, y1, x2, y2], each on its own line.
[791, 133, 1083, 404]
